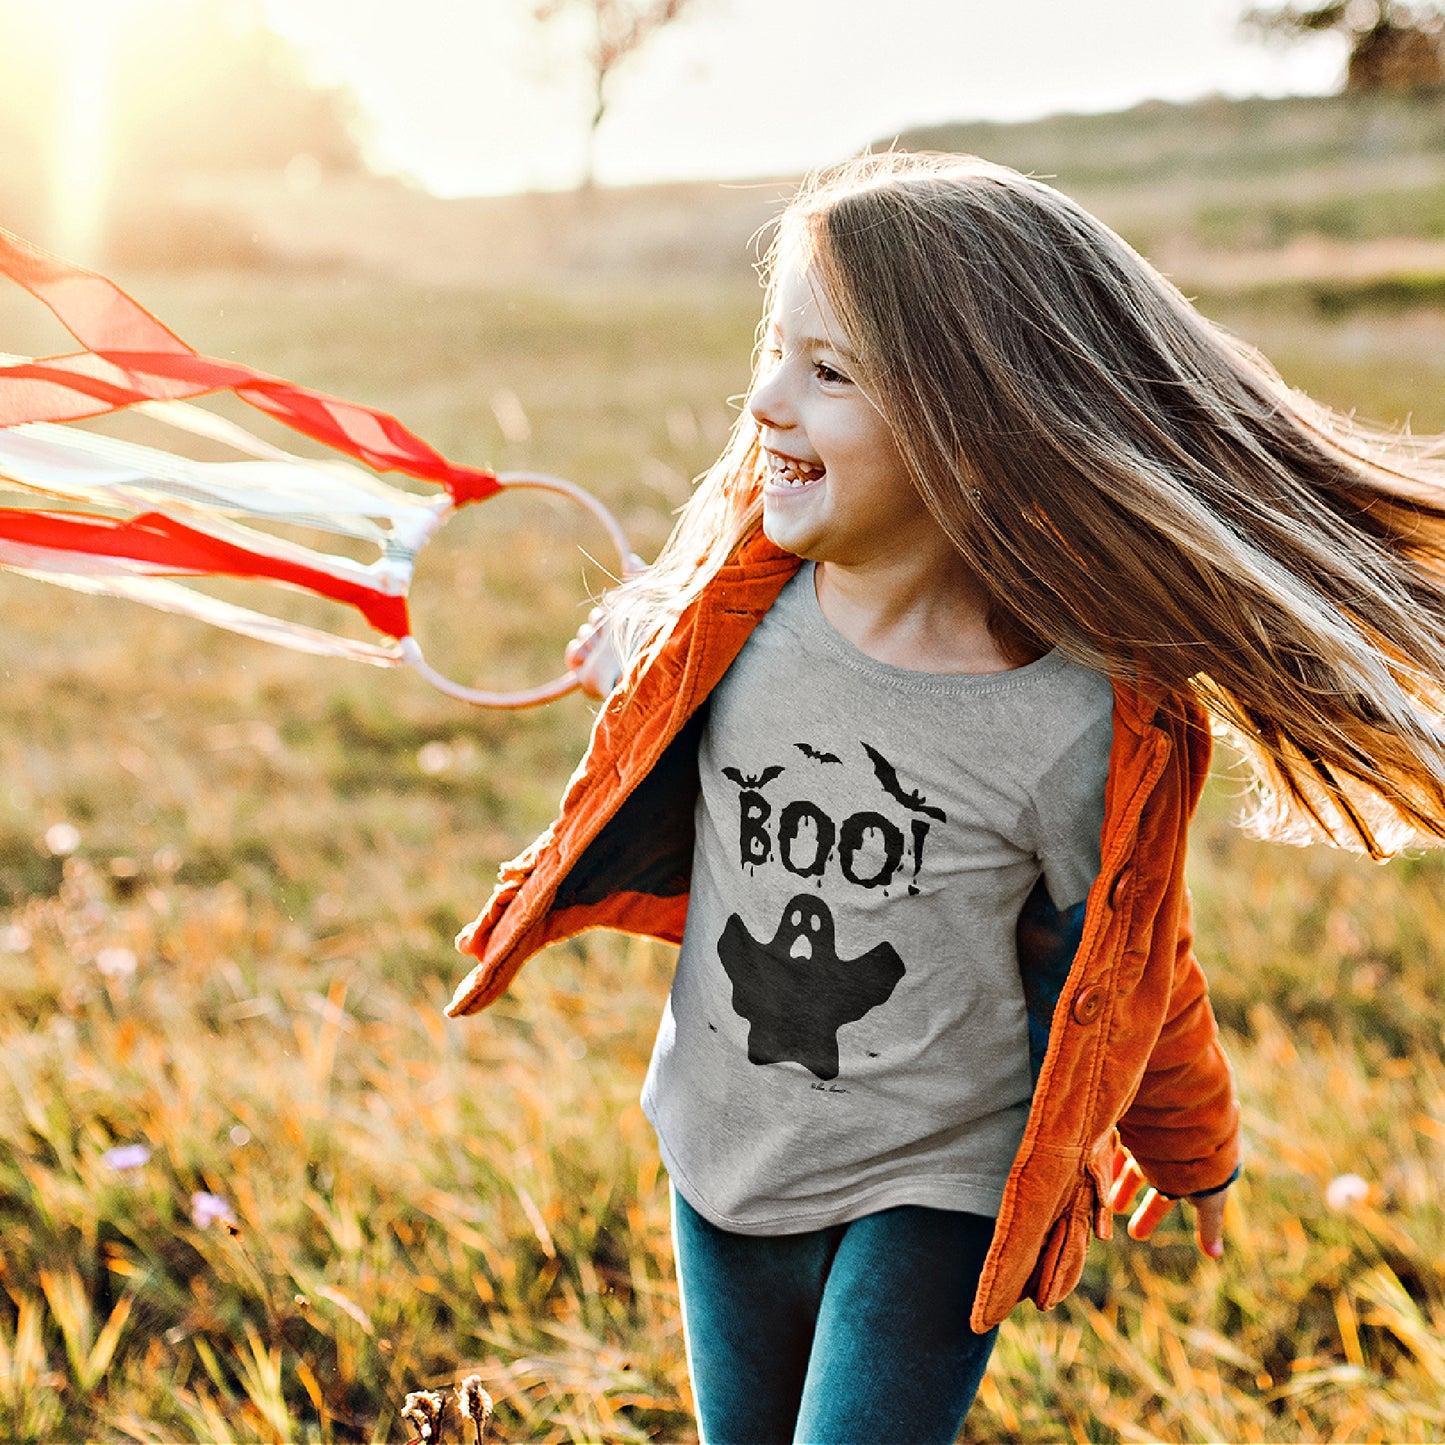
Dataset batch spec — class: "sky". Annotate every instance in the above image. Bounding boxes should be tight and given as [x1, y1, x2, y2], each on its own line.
[255, 0, 1346, 196]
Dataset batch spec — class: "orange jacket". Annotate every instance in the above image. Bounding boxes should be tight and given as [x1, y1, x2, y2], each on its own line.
[449, 530, 1240, 1331]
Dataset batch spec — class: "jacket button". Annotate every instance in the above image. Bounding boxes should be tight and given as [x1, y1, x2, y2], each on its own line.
[1072, 985, 1105, 1024]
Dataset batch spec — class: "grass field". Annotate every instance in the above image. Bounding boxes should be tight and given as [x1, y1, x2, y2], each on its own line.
[1, 93, 1444, 1443]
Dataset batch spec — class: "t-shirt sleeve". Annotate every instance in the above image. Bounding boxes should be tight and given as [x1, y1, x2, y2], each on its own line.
[1026, 710, 1113, 911]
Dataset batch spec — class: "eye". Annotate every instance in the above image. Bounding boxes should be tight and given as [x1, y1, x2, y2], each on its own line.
[813, 360, 850, 386]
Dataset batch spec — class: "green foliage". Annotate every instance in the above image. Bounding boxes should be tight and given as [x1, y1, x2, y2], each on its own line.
[897, 90, 1445, 191]
[1195, 186, 1445, 247]
[896, 90, 1445, 268]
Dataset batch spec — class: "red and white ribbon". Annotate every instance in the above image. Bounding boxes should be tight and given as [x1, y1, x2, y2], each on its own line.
[0, 228, 631, 706]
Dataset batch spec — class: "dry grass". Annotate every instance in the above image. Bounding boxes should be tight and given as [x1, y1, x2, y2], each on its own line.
[1, 109, 1444, 1440]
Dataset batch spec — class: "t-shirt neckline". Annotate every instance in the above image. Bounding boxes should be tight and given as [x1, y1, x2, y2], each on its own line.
[796, 562, 1064, 695]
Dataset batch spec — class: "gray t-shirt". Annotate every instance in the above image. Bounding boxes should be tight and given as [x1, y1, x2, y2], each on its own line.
[641, 564, 1113, 1233]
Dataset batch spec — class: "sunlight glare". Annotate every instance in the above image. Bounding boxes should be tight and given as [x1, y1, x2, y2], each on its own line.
[49, 0, 135, 261]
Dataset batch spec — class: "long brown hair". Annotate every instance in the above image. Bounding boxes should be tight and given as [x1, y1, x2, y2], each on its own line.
[617, 152, 1445, 857]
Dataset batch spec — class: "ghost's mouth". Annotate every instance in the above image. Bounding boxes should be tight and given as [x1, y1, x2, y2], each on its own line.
[789, 936, 813, 960]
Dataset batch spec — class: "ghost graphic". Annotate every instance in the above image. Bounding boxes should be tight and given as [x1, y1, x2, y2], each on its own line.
[718, 894, 904, 1081]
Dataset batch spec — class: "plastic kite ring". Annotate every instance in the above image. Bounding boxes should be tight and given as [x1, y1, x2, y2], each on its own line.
[397, 470, 640, 709]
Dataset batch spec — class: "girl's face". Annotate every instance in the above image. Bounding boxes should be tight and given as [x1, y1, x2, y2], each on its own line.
[748, 260, 946, 571]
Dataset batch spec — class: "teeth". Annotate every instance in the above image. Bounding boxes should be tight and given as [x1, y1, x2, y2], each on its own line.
[768, 453, 824, 487]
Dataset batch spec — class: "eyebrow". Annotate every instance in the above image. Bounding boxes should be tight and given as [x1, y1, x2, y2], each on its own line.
[768, 326, 858, 363]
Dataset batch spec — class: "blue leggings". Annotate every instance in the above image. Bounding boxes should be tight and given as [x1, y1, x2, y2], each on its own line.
[671, 1188, 998, 1445]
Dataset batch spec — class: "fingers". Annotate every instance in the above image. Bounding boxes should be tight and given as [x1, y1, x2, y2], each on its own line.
[1107, 1147, 1228, 1256]
[565, 607, 622, 699]
[1105, 1151, 1172, 1239]
[1192, 1190, 1227, 1259]
[1126, 1188, 1228, 1254]
[1126, 1188, 1175, 1241]
[1106, 1150, 1146, 1214]
[565, 565, 646, 698]
[563, 609, 601, 670]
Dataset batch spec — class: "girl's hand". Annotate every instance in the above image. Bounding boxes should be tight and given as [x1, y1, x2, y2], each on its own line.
[564, 605, 624, 699]
[1107, 1146, 1229, 1259]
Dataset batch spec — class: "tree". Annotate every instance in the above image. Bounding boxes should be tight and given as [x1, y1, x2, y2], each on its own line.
[533, 0, 695, 187]
[1242, 2, 1445, 89]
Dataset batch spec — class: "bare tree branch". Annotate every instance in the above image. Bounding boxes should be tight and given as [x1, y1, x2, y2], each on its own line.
[535, 0, 696, 186]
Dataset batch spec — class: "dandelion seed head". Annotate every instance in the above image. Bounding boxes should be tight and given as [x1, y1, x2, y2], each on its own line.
[402, 1390, 445, 1440]
[1325, 1172, 1371, 1211]
[96, 946, 138, 980]
[45, 822, 80, 856]
[457, 1373, 493, 1426]
[417, 741, 452, 776]
[0, 924, 31, 953]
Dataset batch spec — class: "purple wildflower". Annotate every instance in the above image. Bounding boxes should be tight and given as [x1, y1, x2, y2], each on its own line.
[101, 1144, 152, 1171]
[191, 1191, 236, 1229]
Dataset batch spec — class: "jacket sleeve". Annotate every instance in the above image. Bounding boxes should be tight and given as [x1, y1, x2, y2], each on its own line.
[1116, 889, 1240, 1198]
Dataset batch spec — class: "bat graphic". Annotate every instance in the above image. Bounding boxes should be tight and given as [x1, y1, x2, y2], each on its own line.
[794, 742, 842, 764]
[861, 741, 947, 821]
[722, 764, 786, 791]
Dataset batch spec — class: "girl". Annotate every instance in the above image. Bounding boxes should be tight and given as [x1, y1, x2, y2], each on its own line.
[447, 153, 1445, 1443]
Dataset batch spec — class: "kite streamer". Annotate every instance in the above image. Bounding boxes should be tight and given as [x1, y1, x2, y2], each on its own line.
[0, 227, 634, 707]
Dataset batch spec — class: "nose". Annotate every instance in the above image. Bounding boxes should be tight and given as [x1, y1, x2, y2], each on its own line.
[748, 362, 793, 433]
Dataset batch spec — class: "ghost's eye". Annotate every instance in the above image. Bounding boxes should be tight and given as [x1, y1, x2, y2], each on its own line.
[791, 909, 803, 927]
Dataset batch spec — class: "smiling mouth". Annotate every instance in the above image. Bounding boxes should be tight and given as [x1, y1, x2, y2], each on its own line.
[766, 451, 826, 489]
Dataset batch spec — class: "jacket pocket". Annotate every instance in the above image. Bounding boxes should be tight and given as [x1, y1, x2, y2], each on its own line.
[1026, 1178, 1095, 1311]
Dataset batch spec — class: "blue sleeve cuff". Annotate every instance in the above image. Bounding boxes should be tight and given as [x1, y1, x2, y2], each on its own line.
[1162, 1163, 1241, 1201]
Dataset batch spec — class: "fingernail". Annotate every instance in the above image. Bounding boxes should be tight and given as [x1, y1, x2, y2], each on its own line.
[1208, 1241, 1224, 1258]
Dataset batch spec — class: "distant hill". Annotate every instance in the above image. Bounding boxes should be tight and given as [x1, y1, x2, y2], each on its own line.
[895, 90, 1445, 193]
[897, 90, 1445, 302]
[137, 91, 1445, 301]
